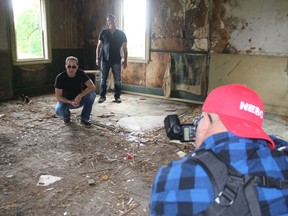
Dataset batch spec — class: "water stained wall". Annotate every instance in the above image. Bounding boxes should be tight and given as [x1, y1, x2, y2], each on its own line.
[219, 0, 288, 55]
[122, 0, 210, 98]
[209, 0, 288, 114]
[151, 0, 209, 51]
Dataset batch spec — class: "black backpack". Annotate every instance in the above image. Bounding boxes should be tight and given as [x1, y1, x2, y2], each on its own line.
[191, 150, 288, 216]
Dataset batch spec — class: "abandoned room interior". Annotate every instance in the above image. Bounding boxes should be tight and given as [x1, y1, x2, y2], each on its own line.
[0, 0, 288, 215]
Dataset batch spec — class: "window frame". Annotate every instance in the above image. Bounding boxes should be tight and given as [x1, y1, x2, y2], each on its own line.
[10, 0, 52, 65]
[116, 0, 150, 63]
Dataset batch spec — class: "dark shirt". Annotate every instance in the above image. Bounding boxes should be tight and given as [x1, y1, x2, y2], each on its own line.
[99, 29, 127, 64]
[150, 132, 288, 216]
[54, 70, 89, 100]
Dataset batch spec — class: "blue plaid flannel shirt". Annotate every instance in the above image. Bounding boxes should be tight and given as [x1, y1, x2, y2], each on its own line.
[150, 132, 288, 216]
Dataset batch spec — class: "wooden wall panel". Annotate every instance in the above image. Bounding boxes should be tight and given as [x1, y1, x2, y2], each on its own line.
[0, 0, 13, 99]
[50, 0, 84, 48]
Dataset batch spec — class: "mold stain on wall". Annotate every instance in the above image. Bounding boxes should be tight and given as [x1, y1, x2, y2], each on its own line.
[151, 0, 210, 51]
[220, 0, 288, 56]
[121, 0, 211, 96]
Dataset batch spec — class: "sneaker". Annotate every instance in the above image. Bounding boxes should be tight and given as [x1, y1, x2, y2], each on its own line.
[63, 117, 71, 123]
[98, 97, 106, 103]
[113, 98, 121, 103]
[81, 119, 92, 127]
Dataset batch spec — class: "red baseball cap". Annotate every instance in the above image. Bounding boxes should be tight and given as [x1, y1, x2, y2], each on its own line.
[202, 84, 275, 149]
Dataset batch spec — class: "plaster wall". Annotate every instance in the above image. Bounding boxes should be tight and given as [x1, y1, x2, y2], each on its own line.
[209, 54, 288, 115]
[222, 0, 288, 56]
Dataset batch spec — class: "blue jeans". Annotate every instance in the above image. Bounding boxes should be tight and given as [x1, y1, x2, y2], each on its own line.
[55, 92, 96, 121]
[100, 61, 122, 99]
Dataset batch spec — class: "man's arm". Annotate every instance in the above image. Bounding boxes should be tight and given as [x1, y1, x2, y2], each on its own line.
[74, 79, 96, 105]
[55, 88, 72, 105]
[122, 42, 128, 69]
[96, 40, 103, 66]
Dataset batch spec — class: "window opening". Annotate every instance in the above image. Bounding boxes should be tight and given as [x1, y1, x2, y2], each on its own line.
[120, 0, 149, 62]
[11, 0, 51, 65]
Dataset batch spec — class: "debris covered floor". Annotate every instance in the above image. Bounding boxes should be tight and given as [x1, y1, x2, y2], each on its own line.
[0, 92, 287, 215]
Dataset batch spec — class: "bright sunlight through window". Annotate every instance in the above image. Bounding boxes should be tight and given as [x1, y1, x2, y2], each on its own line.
[11, 0, 50, 64]
[122, 0, 149, 62]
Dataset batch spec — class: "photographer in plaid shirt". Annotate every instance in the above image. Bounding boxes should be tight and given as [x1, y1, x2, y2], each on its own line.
[150, 84, 288, 216]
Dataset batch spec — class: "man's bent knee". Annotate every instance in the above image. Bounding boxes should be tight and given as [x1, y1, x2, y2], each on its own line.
[55, 107, 64, 117]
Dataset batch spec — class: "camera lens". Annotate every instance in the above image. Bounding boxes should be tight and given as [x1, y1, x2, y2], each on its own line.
[172, 125, 181, 135]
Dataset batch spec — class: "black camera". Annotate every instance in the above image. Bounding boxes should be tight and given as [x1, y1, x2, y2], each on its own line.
[164, 114, 201, 142]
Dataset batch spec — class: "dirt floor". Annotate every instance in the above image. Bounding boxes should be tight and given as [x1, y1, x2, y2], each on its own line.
[0, 92, 201, 216]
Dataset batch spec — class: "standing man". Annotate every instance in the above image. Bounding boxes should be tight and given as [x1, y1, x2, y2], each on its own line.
[150, 84, 288, 215]
[96, 14, 128, 103]
[54, 56, 96, 127]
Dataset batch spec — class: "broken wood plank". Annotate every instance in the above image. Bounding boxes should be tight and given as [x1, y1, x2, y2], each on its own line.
[80, 168, 113, 175]
[119, 203, 140, 216]
[90, 120, 115, 130]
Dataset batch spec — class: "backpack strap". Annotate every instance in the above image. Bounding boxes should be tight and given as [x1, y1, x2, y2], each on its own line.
[244, 176, 263, 216]
[191, 150, 262, 216]
[254, 175, 288, 189]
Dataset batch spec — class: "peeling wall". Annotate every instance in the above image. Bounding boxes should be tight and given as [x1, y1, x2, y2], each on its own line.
[125, 0, 210, 98]
[219, 0, 288, 55]
[151, 0, 209, 51]
[209, 0, 288, 114]
[146, 53, 170, 88]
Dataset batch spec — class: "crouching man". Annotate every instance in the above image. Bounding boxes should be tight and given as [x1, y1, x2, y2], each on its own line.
[54, 56, 96, 127]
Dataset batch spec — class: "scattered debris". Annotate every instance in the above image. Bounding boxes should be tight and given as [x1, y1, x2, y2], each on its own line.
[126, 153, 133, 159]
[19, 94, 30, 104]
[177, 151, 186, 158]
[97, 113, 115, 118]
[90, 120, 115, 130]
[119, 203, 140, 216]
[88, 178, 96, 185]
[101, 175, 109, 181]
[44, 188, 54, 192]
[168, 140, 195, 150]
[37, 175, 62, 186]
[164, 109, 177, 112]
[0, 93, 202, 215]
[127, 197, 133, 205]
[106, 158, 117, 163]
[80, 168, 113, 175]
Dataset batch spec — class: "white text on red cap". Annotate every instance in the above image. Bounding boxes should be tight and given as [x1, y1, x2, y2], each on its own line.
[239, 101, 263, 119]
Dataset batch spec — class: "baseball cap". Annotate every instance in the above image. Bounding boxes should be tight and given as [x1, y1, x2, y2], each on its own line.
[202, 84, 275, 149]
